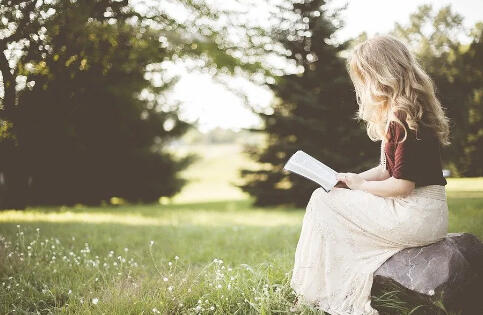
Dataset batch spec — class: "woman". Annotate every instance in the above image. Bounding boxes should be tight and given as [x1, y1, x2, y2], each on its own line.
[290, 35, 451, 315]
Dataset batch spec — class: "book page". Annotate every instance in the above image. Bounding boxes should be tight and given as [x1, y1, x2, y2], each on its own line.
[283, 150, 338, 191]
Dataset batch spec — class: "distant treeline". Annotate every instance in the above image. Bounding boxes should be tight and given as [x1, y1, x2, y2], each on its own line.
[1, 1, 481, 209]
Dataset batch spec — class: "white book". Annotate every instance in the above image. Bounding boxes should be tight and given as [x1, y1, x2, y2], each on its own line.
[283, 150, 339, 192]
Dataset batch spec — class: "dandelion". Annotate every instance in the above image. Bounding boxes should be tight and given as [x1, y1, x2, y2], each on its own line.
[174, 256, 179, 260]
[150, 240, 154, 246]
[92, 297, 99, 305]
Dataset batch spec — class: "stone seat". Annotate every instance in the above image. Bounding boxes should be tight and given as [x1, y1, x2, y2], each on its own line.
[371, 232, 483, 315]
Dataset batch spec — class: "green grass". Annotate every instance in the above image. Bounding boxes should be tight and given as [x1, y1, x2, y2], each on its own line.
[0, 144, 482, 314]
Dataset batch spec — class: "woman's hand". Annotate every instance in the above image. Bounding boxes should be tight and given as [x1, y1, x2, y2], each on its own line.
[336, 172, 367, 190]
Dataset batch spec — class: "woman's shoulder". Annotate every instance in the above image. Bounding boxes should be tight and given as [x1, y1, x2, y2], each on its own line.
[388, 111, 434, 143]
[388, 112, 410, 140]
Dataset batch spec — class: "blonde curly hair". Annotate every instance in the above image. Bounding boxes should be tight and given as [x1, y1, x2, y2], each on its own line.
[347, 35, 451, 146]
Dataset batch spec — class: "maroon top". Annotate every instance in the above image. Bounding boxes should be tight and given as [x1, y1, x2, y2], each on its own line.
[384, 113, 447, 187]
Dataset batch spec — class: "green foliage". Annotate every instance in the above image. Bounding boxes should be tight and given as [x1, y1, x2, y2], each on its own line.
[239, 0, 376, 207]
[0, 2, 197, 206]
[0, 0, 269, 208]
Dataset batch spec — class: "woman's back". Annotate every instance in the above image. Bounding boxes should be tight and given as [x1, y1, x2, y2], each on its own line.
[384, 112, 447, 187]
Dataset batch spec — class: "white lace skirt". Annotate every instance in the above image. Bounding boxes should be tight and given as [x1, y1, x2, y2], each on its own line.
[290, 184, 448, 315]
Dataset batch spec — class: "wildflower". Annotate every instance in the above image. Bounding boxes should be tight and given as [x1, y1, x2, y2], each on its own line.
[168, 261, 172, 266]
[163, 277, 168, 282]
[92, 297, 99, 305]
[174, 256, 179, 260]
[216, 284, 222, 289]
[124, 248, 128, 252]
[168, 286, 173, 291]
[152, 308, 160, 314]
[68, 290, 72, 295]
[150, 240, 154, 246]
[210, 306, 215, 311]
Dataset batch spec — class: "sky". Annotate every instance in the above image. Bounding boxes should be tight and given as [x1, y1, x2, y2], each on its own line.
[165, 0, 483, 133]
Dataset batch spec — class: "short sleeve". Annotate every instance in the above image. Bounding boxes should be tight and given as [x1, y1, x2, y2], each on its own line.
[391, 122, 417, 182]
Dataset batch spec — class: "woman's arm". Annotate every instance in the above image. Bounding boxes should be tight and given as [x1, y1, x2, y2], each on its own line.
[360, 176, 415, 197]
[336, 173, 415, 197]
[358, 164, 390, 181]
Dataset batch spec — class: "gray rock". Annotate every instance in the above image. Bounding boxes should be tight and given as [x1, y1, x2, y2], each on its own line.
[371, 233, 483, 315]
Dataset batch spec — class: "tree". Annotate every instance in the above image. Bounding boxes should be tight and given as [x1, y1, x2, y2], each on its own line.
[0, 0, 271, 208]
[238, 0, 376, 207]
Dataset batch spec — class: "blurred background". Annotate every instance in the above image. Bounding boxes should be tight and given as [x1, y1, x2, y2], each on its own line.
[0, 0, 482, 209]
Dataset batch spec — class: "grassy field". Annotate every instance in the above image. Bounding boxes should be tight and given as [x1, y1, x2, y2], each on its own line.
[0, 144, 482, 314]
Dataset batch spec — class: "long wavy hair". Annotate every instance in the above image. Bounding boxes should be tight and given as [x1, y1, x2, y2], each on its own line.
[346, 35, 451, 146]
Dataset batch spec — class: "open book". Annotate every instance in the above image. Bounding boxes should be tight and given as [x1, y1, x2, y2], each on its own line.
[283, 150, 339, 192]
